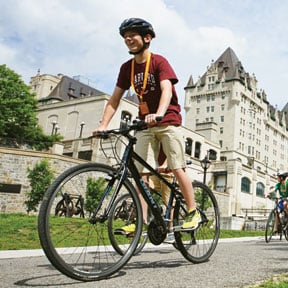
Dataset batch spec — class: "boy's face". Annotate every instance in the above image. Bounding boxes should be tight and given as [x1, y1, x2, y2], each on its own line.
[123, 30, 151, 53]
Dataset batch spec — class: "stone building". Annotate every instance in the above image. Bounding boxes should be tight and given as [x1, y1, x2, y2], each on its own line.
[184, 47, 288, 216]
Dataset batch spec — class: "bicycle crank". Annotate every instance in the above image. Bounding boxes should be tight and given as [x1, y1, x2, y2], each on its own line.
[147, 219, 166, 245]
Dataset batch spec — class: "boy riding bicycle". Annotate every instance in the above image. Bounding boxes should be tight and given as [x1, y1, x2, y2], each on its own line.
[93, 18, 201, 232]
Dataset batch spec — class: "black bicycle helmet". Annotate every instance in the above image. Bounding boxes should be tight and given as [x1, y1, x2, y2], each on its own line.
[119, 18, 155, 38]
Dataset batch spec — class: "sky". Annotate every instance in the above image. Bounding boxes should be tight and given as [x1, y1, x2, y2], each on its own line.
[1, 0, 288, 111]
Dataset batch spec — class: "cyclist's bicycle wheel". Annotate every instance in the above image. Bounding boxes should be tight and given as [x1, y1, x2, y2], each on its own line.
[173, 181, 220, 263]
[108, 193, 148, 255]
[265, 210, 276, 243]
[38, 163, 142, 281]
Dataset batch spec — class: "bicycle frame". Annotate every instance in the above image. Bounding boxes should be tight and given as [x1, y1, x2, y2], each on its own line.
[89, 126, 181, 231]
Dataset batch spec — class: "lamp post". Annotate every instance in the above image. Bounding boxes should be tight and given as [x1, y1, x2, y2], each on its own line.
[79, 122, 85, 138]
[55, 125, 59, 134]
[200, 153, 211, 185]
[51, 120, 57, 135]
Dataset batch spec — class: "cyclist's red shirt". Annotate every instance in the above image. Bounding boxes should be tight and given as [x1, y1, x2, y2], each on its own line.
[116, 53, 182, 126]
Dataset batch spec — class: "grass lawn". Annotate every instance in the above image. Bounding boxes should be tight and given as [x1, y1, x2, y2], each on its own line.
[0, 213, 265, 250]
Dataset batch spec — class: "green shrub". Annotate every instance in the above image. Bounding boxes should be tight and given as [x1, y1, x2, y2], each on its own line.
[24, 159, 54, 213]
[85, 177, 107, 213]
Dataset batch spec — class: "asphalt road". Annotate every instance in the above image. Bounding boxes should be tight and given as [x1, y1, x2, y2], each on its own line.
[1, 236, 288, 288]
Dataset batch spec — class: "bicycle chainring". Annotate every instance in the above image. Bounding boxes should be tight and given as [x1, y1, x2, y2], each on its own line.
[147, 219, 166, 245]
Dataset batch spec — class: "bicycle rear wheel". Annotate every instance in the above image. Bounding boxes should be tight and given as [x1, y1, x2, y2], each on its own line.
[265, 210, 275, 243]
[38, 162, 142, 281]
[108, 193, 148, 255]
[173, 181, 220, 263]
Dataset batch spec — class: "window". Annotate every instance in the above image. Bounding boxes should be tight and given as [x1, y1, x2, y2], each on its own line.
[185, 138, 193, 156]
[78, 150, 92, 161]
[209, 149, 217, 160]
[220, 116, 224, 122]
[120, 111, 132, 129]
[256, 182, 265, 197]
[241, 177, 251, 193]
[194, 141, 201, 159]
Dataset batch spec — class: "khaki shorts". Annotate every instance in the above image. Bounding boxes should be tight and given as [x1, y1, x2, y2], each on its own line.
[134, 125, 185, 173]
[149, 173, 174, 206]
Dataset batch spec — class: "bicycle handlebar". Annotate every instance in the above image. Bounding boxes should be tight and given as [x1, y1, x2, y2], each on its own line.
[94, 117, 163, 139]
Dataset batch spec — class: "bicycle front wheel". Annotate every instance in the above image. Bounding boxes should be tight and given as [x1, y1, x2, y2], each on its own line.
[108, 193, 148, 255]
[173, 181, 220, 263]
[38, 162, 142, 281]
[265, 210, 275, 243]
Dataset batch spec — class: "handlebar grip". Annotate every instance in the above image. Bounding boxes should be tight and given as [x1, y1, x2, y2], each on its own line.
[91, 131, 109, 139]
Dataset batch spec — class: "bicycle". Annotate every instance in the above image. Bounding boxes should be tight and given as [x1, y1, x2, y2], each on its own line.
[108, 161, 193, 255]
[38, 118, 220, 281]
[265, 195, 288, 243]
[55, 193, 85, 218]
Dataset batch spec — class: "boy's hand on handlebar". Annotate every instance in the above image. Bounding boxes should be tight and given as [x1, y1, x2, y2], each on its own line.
[92, 125, 106, 137]
[145, 114, 162, 127]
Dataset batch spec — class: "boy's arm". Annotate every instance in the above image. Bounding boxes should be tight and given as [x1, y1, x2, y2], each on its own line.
[93, 86, 125, 134]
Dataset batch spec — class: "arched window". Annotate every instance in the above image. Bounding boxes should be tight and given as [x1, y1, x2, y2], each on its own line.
[241, 177, 251, 193]
[185, 138, 193, 156]
[209, 149, 217, 160]
[256, 182, 265, 197]
[194, 142, 201, 159]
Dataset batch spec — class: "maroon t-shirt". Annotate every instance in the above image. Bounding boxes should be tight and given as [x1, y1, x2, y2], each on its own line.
[116, 53, 182, 126]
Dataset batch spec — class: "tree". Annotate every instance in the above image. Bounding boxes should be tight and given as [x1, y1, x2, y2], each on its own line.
[85, 177, 107, 214]
[25, 158, 54, 213]
[0, 64, 62, 150]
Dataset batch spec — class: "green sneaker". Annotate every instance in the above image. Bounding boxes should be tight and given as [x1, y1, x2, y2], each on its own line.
[114, 223, 136, 235]
[181, 209, 201, 230]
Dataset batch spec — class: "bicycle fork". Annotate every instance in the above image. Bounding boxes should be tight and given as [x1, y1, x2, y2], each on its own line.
[88, 165, 128, 224]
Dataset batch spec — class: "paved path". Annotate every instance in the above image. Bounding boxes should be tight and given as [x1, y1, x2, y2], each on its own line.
[1, 237, 288, 288]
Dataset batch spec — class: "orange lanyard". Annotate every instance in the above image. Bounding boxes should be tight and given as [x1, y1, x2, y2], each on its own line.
[130, 52, 151, 102]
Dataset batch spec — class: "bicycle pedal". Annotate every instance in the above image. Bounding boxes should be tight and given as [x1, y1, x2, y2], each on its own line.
[126, 232, 135, 238]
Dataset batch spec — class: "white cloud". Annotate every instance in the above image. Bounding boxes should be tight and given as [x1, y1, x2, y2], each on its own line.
[0, 0, 287, 108]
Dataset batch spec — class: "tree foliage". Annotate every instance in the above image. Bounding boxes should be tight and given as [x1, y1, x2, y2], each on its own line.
[0, 64, 62, 150]
[85, 177, 107, 213]
[25, 159, 54, 213]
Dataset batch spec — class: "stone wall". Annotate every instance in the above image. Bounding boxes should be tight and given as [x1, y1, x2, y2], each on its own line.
[0, 147, 87, 213]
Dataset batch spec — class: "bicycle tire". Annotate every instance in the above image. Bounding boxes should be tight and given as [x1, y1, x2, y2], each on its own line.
[108, 193, 148, 255]
[38, 162, 142, 281]
[173, 181, 220, 263]
[265, 210, 275, 243]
